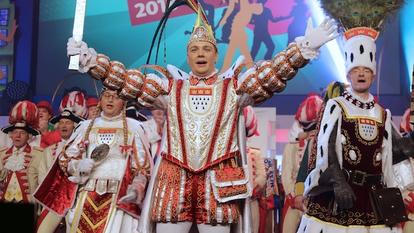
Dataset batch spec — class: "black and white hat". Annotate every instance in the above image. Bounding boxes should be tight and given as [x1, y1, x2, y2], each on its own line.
[49, 109, 84, 124]
[344, 28, 378, 75]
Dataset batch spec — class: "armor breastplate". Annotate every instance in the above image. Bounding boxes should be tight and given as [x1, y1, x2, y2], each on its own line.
[165, 79, 239, 171]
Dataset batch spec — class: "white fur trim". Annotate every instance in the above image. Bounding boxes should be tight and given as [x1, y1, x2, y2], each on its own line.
[304, 99, 342, 196]
[344, 35, 377, 75]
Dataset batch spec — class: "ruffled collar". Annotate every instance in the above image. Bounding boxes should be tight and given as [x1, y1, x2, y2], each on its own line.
[189, 70, 219, 86]
[5, 145, 31, 172]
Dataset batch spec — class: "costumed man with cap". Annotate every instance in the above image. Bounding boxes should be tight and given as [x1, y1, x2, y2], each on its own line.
[67, 1, 338, 232]
[297, 2, 414, 232]
[281, 94, 323, 233]
[34, 86, 153, 233]
[40, 90, 88, 149]
[36, 92, 86, 233]
[0, 100, 43, 204]
[86, 96, 99, 120]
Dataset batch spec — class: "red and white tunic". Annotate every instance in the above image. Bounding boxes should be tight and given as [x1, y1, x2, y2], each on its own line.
[0, 144, 42, 203]
[87, 41, 310, 230]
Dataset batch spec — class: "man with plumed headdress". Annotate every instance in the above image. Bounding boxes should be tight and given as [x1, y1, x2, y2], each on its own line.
[298, 1, 414, 232]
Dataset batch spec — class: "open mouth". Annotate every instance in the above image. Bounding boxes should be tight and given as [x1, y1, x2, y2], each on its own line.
[357, 79, 366, 83]
[196, 61, 207, 65]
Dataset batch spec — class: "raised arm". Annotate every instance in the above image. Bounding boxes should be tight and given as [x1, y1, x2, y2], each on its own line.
[236, 18, 338, 105]
[66, 39, 170, 110]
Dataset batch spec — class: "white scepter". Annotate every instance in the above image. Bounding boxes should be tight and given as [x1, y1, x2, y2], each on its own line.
[68, 0, 87, 70]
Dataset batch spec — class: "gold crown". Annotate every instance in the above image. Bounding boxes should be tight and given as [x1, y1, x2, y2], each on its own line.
[187, 6, 216, 48]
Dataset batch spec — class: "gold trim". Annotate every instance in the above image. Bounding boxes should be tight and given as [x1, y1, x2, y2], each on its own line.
[70, 191, 88, 233]
[336, 100, 383, 123]
[303, 214, 388, 229]
[102, 195, 118, 232]
[80, 212, 108, 230]
[86, 195, 112, 211]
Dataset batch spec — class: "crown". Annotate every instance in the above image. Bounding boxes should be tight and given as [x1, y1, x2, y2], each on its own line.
[187, 5, 216, 49]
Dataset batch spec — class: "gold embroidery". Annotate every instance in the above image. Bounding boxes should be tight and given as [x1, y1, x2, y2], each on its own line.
[342, 130, 362, 165]
[307, 201, 379, 225]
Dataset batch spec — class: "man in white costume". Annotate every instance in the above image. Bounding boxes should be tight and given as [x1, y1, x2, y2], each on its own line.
[34, 88, 152, 233]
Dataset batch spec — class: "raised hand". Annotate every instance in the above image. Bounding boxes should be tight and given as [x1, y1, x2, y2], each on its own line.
[66, 37, 97, 73]
[301, 17, 338, 50]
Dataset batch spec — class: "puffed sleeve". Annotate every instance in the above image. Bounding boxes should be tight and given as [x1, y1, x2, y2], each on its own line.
[88, 54, 170, 109]
[237, 42, 309, 104]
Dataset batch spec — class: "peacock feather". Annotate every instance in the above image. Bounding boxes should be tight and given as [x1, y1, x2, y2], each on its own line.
[319, 0, 404, 31]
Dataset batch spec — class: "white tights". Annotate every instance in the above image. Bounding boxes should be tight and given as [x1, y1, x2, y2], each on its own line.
[156, 222, 230, 233]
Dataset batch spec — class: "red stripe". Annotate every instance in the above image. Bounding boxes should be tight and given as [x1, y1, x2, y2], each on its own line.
[206, 79, 231, 164]
[175, 80, 188, 165]
[36, 209, 49, 229]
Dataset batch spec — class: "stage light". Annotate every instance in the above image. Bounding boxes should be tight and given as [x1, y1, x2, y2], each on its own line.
[400, 1, 414, 91]
[307, 0, 347, 83]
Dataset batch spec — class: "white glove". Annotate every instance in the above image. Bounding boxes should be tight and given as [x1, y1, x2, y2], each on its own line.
[303, 17, 338, 50]
[76, 158, 95, 174]
[118, 184, 145, 204]
[118, 176, 146, 205]
[67, 37, 97, 73]
[296, 18, 338, 59]
[67, 158, 94, 184]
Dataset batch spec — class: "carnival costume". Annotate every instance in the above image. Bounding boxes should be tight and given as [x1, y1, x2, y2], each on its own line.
[34, 101, 152, 233]
[66, 1, 338, 232]
[0, 101, 43, 204]
[298, 1, 414, 232]
[36, 91, 86, 233]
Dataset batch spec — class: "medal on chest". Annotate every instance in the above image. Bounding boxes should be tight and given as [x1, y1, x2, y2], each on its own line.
[189, 87, 213, 114]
